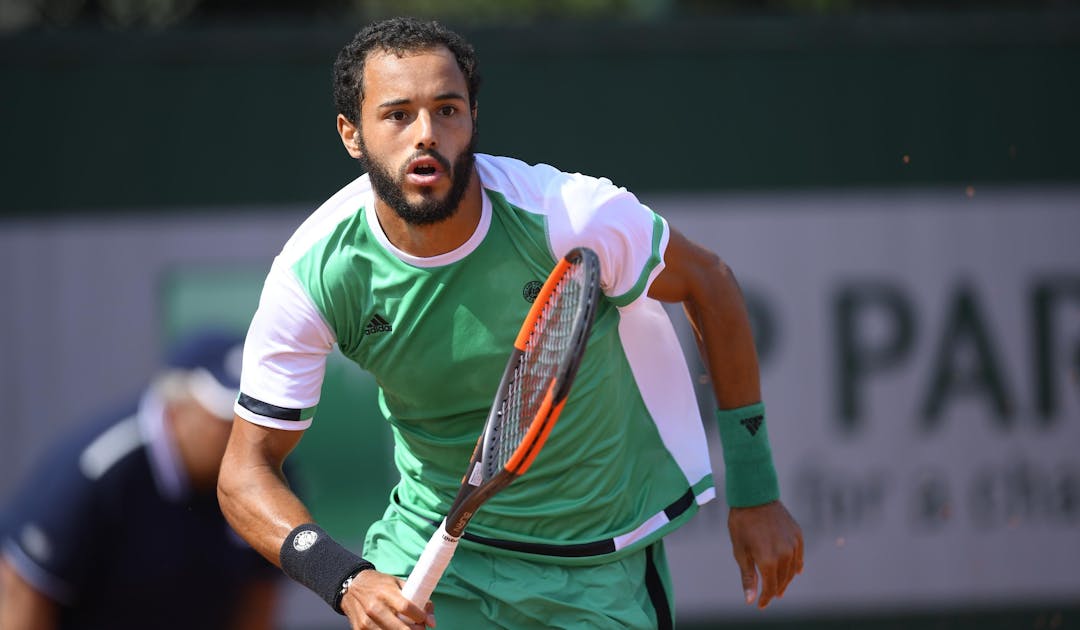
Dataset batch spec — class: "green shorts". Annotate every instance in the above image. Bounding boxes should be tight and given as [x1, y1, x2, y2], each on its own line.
[363, 506, 675, 629]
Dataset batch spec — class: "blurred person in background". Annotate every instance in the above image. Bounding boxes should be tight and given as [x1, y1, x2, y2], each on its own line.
[0, 329, 281, 630]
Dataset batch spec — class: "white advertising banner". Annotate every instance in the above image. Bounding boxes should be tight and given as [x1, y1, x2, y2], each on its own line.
[652, 188, 1080, 619]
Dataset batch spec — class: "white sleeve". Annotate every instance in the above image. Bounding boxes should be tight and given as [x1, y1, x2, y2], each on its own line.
[547, 173, 670, 306]
[234, 261, 335, 431]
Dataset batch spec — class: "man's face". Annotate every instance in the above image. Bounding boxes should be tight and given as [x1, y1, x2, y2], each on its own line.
[356, 47, 476, 226]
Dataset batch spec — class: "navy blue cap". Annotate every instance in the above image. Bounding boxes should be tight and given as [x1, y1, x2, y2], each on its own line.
[165, 328, 245, 420]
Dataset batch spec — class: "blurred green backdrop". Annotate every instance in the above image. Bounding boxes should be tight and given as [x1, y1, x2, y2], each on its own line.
[1, 9, 1078, 216]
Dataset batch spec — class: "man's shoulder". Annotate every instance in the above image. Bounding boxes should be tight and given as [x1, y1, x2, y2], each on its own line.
[2, 405, 148, 535]
[477, 153, 567, 186]
[35, 403, 144, 476]
[31, 408, 151, 502]
[477, 154, 618, 211]
[275, 175, 373, 266]
[75, 412, 148, 486]
[312, 173, 373, 219]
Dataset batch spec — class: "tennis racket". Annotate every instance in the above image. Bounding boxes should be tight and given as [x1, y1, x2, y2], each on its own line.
[400, 246, 601, 609]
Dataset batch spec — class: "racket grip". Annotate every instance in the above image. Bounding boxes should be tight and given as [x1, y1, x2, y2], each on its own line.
[401, 519, 460, 607]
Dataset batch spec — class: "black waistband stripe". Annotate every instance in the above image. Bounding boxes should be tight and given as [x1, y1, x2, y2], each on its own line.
[440, 488, 697, 558]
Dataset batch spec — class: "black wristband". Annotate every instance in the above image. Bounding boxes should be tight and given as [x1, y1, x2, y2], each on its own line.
[279, 523, 375, 614]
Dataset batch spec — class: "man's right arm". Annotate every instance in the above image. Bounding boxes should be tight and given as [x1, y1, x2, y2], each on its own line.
[218, 417, 432, 629]
[217, 416, 311, 564]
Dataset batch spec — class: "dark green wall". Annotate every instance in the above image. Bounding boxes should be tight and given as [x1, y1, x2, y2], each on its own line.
[2, 10, 1078, 215]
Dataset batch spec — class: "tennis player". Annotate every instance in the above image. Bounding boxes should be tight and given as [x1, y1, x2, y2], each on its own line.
[218, 16, 803, 630]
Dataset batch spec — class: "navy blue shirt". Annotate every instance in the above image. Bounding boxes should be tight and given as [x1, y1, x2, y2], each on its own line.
[1, 391, 279, 630]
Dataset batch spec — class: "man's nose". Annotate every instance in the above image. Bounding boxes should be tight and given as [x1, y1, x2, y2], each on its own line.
[414, 110, 437, 150]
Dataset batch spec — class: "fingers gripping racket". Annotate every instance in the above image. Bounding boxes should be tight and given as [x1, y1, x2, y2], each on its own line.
[400, 247, 602, 608]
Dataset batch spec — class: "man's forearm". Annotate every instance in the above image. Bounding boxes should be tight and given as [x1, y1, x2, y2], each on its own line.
[682, 261, 762, 409]
[648, 227, 762, 409]
[218, 461, 313, 566]
[218, 418, 313, 567]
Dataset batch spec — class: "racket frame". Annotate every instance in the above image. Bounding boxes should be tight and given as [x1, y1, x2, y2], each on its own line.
[400, 247, 601, 607]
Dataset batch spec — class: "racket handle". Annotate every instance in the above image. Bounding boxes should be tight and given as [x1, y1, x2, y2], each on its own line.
[401, 519, 460, 607]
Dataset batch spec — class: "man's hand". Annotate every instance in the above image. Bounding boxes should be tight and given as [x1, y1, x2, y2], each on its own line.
[728, 500, 804, 609]
[339, 570, 436, 629]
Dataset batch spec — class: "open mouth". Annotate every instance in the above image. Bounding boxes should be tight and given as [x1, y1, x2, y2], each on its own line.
[404, 156, 446, 187]
[405, 152, 450, 179]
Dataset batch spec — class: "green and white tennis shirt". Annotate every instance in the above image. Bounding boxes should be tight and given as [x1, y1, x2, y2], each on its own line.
[236, 154, 715, 564]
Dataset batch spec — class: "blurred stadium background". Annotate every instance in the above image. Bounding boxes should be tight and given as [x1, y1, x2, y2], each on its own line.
[1, 0, 1078, 628]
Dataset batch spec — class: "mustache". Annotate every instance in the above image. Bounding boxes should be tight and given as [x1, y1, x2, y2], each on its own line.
[400, 149, 453, 176]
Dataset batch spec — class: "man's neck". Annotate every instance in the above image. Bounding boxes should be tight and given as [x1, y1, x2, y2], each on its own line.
[373, 172, 483, 258]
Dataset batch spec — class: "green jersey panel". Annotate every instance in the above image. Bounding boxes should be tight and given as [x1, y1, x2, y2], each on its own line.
[241, 154, 714, 563]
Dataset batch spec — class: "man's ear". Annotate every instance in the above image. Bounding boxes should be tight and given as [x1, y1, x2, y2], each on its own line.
[337, 114, 363, 160]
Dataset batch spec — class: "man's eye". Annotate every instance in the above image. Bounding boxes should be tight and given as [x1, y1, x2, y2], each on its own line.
[438, 106, 456, 116]
[389, 111, 407, 121]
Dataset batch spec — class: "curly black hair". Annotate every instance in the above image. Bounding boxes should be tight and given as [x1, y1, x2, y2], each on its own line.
[332, 17, 481, 125]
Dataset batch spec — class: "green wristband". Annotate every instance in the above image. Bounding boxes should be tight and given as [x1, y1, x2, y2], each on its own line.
[716, 402, 780, 507]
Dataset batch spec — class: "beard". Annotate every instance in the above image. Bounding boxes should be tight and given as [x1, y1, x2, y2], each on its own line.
[358, 132, 477, 227]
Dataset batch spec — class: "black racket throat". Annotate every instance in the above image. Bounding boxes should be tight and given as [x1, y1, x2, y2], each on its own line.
[441, 350, 527, 539]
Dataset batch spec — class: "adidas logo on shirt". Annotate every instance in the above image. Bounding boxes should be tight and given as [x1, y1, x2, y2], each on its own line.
[364, 314, 392, 335]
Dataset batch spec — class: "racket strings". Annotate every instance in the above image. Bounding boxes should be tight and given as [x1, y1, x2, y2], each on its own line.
[487, 263, 587, 475]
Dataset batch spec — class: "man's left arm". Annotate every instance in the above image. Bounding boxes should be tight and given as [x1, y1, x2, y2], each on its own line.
[648, 225, 804, 609]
